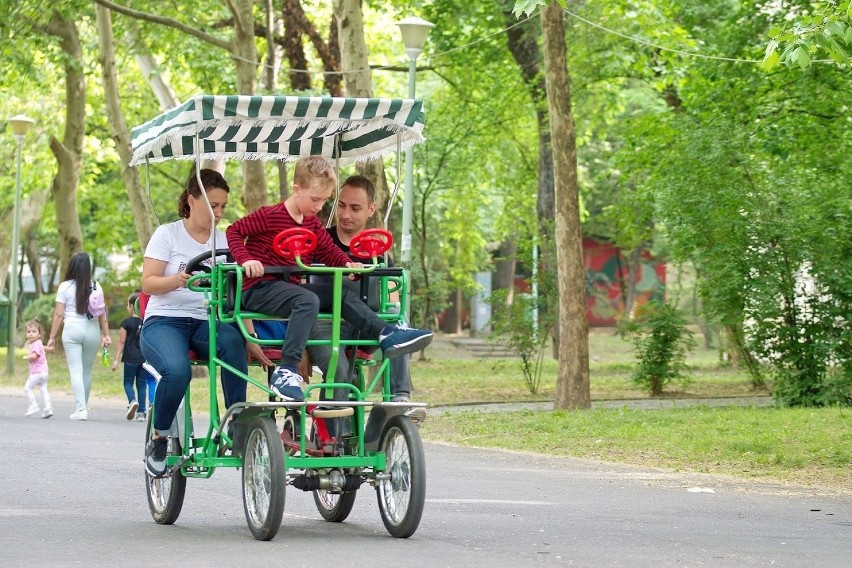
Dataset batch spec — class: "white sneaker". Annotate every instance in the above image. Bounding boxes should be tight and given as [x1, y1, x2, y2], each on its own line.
[41, 408, 53, 419]
[126, 400, 139, 421]
[25, 404, 40, 417]
[69, 409, 88, 421]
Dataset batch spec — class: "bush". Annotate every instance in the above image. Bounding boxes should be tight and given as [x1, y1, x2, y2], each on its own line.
[619, 301, 696, 395]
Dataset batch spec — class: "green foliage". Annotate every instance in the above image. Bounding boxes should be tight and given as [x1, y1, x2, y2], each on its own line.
[489, 289, 550, 394]
[21, 294, 57, 341]
[512, 0, 566, 18]
[618, 301, 695, 395]
[762, 0, 851, 69]
[488, 223, 558, 394]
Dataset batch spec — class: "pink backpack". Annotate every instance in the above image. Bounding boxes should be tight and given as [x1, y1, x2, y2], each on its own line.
[87, 282, 106, 319]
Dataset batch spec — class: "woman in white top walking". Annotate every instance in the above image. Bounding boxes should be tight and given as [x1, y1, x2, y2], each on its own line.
[46, 252, 111, 420]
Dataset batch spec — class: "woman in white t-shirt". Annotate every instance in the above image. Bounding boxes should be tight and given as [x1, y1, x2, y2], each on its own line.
[46, 252, 112, 420]
[141, 169, 270, 478]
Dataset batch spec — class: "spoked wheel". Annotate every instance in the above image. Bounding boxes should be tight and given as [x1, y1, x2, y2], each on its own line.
[145, 413, 186, 525]
[310, 423, 357, 522]
[375, 415, 426, 538]
[242, 416, 286, 541]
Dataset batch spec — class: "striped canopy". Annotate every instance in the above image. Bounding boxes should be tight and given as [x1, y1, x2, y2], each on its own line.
[129, 95, 425, 166]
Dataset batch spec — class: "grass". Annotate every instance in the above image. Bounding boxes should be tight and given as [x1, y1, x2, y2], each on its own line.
[421, 406, 852, 491]
[2, 328, 848, 493]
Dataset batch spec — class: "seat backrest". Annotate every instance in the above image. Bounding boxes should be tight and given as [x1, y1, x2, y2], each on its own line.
[137, 292, 151, 319]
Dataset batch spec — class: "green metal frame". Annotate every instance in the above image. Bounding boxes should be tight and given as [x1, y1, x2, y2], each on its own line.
[160, 251, 411, 477]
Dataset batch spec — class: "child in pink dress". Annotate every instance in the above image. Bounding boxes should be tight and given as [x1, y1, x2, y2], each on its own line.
[23, 319, 52, 419]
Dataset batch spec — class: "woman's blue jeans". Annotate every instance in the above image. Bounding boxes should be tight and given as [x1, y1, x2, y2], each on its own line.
[141, 316, 247, 433]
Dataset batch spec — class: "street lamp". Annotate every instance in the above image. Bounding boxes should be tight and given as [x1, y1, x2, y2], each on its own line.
[396, 16, 434, 317]
[6, 114, 34, 374]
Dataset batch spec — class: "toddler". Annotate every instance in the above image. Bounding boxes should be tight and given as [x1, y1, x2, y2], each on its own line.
[23, 319, 52, 419]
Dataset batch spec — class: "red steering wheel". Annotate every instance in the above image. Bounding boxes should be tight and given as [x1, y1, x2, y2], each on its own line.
[273, 228, 317, 259]
[349, 228, 394, 259]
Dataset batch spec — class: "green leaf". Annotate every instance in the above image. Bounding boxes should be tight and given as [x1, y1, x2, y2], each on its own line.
[793, 46, 811, 69]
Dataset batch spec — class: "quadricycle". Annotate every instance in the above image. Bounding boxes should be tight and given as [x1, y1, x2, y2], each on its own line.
[130, 95, 429, 541]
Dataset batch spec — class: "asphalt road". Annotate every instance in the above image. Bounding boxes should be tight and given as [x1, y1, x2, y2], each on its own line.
[2, 392, 850, 567]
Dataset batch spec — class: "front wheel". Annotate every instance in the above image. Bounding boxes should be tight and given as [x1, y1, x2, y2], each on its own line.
[242, 416, 286, 541]
[375, 415, 426, 538]
[145, 413, 186, 525]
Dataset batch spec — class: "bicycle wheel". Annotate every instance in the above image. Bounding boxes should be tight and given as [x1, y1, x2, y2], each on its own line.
[145, 413, 186, 525]
[242, 416, 286, 541]
[310, 422, 357, 522]
[375, 415, 426, 538]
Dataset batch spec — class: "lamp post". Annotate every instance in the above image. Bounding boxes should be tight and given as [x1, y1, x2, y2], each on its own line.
[396, 16, 434, 318]
[6, 114, 34, 374]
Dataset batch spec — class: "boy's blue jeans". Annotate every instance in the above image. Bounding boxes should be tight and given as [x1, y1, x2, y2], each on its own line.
[141, 316, 247, 433]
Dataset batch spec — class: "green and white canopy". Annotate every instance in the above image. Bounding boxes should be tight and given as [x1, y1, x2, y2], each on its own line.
[129, 95, 425, 166]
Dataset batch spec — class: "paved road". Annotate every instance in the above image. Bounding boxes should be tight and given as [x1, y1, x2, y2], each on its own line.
[2, 393, 850, 567]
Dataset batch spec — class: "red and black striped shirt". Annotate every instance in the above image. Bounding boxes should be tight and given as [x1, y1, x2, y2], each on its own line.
[226, 202, 350, 290]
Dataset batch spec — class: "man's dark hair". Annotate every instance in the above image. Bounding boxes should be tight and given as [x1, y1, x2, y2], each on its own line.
[341, 174, 375, 204]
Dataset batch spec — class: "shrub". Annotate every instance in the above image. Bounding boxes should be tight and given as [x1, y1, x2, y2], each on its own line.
[619, 301, 695, 395]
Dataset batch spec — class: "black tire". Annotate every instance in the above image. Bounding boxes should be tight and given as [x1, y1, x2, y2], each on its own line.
[310, 422, 357, 522]
[281, 410, 302, 456]
[242, 416, 286, 541]
[375, 415, 426, 538]
[145, 412, 186, 525]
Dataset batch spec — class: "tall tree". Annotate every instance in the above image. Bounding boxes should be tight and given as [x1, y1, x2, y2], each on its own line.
[95, 3, 156, 249]
[333, 0, 389, 215]
[45, 10, 86, 274]
[515, 0, 590, 409]
[94, 0, 268, 211]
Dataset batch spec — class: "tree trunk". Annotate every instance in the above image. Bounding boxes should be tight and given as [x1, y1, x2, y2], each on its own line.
[282, 0, 312, 91]
[502, 2, 557, 354]
[332, 0, 389, 217]
[46, 12, 86, 273]
[232, 0, 267, 213]
[494, 237, 518, 305]
[96, 4, 157, 250]
[541, 3, 590, 410]
[623, 245, 643, 319]
[0, 189, 50, 297]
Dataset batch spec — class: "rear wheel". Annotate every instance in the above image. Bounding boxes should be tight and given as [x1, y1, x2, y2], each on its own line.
[375, 415, 425, 538]
[310, 423, 357, 522]
[145, 413, 186, 525]
[242, 416, 286, 541]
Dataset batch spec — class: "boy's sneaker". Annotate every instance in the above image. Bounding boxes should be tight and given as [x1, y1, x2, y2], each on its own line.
[126, 400, 139, 421]
[25, 404, 40, 417]
[136, 412, 147, 422]
[41, 408, 53, 419]
[391, 394, 410, 403]
[270, 367, 305, 401]
[145, 437, 168, 478]
[379, 327, 434, 358]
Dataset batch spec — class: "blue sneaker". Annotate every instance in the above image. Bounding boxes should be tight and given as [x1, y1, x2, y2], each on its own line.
[145, 437, 168, 478]
[379, 327, 434, 358]
[270, 367, 305, 401]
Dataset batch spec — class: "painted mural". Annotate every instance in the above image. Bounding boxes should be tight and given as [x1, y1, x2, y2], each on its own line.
[583, 238, 665, 326]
